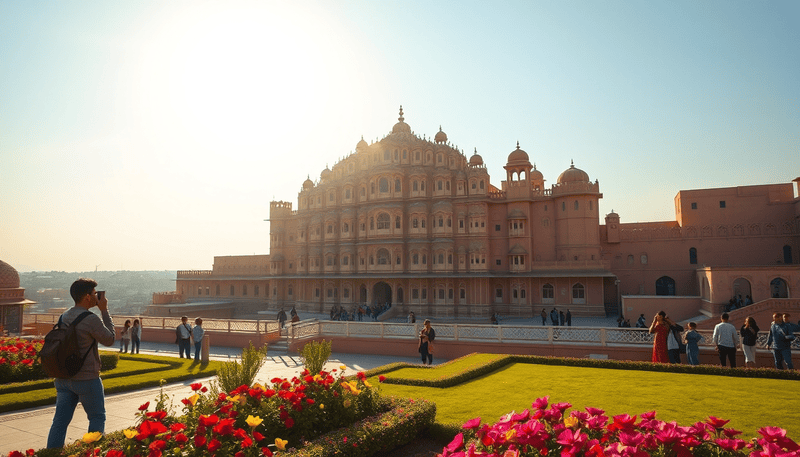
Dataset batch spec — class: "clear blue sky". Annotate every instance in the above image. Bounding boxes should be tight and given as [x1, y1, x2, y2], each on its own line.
[1, 1, 798, 272]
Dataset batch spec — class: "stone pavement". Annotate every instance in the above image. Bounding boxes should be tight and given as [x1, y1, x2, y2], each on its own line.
[0, 342, 423, 455]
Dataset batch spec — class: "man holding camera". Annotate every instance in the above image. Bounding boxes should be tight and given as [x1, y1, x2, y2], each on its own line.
[47, 278, 116, 449]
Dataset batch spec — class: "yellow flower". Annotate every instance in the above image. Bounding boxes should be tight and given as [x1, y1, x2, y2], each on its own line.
[246, 415, 263, 427]
[313, 374, 323, 382]
[275, 438, 288, 450]
[363, 380, 372, 388]
[187, 393, 199, 406]
[340, 365, 347, 371]
[564, 416, 579, 429]
[505, 428, 517, 442]
[319, 403, 325, 409]
[228, 394, 240, 403]
[123, 429, 137, 439]
[252, 382, 265, 391]
[82, 431, 102, 443]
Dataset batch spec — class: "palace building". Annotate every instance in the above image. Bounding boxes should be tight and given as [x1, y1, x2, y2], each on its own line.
[168, 108, 800, 320]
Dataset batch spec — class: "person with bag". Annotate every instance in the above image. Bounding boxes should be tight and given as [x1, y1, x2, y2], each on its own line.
[176, 316, 192, 358]
[47, 278, 116, 449]
[191, 318, 205, 362]
[131, 319, 142, 354]
[766, 312, 794, 369]
[740, 316, 760, 368]
[418, 319, 436, 365]
[119, 320, 131, 353]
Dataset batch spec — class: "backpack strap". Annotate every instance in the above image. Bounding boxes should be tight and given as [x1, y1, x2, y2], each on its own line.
[70, 311, 98, 364]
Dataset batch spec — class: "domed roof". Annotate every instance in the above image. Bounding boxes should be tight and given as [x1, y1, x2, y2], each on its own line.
[0, 260, 20, 289]
[507, 142, 531, 165]
[391, 106, 411, 134]
[469, 148, 483, 166]
[303, 175, 314, 190]
[530, 163, 543, 181]
[356, 136, 368, 151]
[320, 166, 332, 180]
[434, 126, 447, 144]
[557, 160, 590, 184]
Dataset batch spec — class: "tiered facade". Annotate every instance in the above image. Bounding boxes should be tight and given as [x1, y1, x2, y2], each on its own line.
[173, 108, 800, 319]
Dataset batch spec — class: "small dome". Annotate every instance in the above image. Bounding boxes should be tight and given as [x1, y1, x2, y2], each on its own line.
[320, 167, 332, 181]
[303, 175, 314, 190]
[507, 141, 531, 165]
[530, 163, 543, 181]
[434, 126, 447, 144]
[356, 136, 368, 151]
[391, 105, 411, 134]
[0, 260, 20, 289]
[557, 160, 590, 184]
[469, 148, 484, 166]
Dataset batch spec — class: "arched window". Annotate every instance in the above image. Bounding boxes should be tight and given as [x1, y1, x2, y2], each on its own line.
[438, 217, 444, 227]
[437, 180, 443, 191]
[655, 276, 676, 295]
[542, 284, 554, 300]
[413, 180, 418, 191]
[412, 253, 419, 264]
[689, 248, 697, 265]
[479, 180, 485, 189]
[345, 188, 351, 199]
[379, 177, 389, 193]
[438, 253, 444, 264]
[377, 248, 390, 265]
[343, 223, 349, 232]
[572, 283, 585, 302]
[395, 179, 401, 192]
[230, 285, 235, 296]
[395, 216, 401, 229]
[413, 218, 418, 229]
[377, 213, 390, 230]
[574, 201, 579, 210]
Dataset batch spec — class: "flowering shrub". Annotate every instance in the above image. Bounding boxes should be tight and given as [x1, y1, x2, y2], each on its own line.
[13, 366, 405, 456]
[0, 338, 43, 383]
[439, 396, 799, 457]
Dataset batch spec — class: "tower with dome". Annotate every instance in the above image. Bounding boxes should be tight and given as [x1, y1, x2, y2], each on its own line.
[0, 260, 35, 334]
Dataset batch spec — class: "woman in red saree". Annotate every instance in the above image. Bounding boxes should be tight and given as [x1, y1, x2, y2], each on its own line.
[649, 311, 670, 363]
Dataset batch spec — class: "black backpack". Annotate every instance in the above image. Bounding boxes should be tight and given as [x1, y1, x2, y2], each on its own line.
[40, 311, 97, 378]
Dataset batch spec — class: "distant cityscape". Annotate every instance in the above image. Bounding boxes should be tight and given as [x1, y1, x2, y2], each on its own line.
[20, 271, 177, 315]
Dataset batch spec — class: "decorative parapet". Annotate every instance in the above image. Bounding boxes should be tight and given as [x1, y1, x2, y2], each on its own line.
[551, 181, 600, 196]
[177, 270, 213, 277]
[488, 190, 506, 199]
[619, 219, 799, 242]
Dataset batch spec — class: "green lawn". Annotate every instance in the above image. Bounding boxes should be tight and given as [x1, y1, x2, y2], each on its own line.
[372, 358, 800, 440]
[0, 353, 222, 413]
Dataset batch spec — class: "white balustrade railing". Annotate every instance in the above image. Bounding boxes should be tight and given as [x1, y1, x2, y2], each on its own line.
[23, 314, 281, 335]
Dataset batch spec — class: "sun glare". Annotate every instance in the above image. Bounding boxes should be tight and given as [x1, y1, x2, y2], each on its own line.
[136, 3, 325, 151]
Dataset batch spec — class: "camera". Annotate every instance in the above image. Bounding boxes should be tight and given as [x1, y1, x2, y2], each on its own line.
[97, 291, 105, 300]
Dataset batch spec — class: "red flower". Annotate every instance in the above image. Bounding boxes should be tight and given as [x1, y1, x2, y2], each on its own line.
[138, 402, 150, 411]
[194, 435, 207, 448]
[190, 382, 202, 391]
[253, 432, 264, 442]
[356, 372, 366, 380]
[261, 447, 274, 456]
[235, 452, 245, 457]
[8, 451, 24, 457]
[170, 423, 186, 432]
[212, 418, 236, 436]
[149, 440, 167, 451]
[174, 433, 188, 444]
[146, 410, 167, 421]
[285, 417, 295, 428]
[378, 375, 386, 382]
[106, 450, 124, 457]
[706, 416, 731, 429]
[199, 414, 220, 427]
[208, 439, 221, 452]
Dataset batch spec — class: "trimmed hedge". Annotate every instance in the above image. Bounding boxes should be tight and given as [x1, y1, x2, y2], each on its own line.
[364, 352, 800, 388]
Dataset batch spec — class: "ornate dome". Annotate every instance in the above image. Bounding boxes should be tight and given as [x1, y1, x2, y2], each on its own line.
[302, 175, 314, 190]
[469, 148, 484, 166]
[356, 136, 368, 151]
[391, 106, 411, 134]
[320, 167, 332, 181]
[530, 163, 543, 181]
[434, 126, 447, 144]
[507, 142, 531, 165]
[0, 259, 20, 289]
[557, 160, 590, 184]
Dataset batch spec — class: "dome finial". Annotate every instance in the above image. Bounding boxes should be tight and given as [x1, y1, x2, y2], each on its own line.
[398, 105, 404, 122]
[570, 159, 575, 168]
[533, 163, 537, 170]
[516, 141, 520, 150]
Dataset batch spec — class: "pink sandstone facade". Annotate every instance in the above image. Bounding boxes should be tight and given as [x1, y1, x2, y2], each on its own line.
[169, 108, 800, 321]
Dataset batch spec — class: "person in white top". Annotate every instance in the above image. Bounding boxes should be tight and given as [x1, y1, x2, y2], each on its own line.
[712, 313, 740, 368]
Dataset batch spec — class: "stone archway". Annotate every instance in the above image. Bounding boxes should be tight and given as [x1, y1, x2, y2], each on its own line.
[770, 278, 789, 298]
[732, 278, 752, 301]
[373, 281, 392, 305]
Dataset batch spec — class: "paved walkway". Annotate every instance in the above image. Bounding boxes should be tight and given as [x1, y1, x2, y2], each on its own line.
[0, 342, 423, 455]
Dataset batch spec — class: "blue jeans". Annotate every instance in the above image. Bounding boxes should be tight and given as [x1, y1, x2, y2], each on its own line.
[179, 339, 191, 358]
[773, 348, 794, 370]
[687, 347, 700, 365]
[48, 377, 105, 448]
[194, 341, 202, 361]
[131, 335, 140, 354]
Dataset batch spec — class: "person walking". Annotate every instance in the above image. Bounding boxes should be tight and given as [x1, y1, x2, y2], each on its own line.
[540, 309, 547, 326]
[277, 308, 287, 328]
[566, 309, 572, 326]
[418, 319, 436, 365]
[119, 320, 131, 353]
[740, 316, 760, 368]
[47, 278, 116, 449]
[191, 318, 205, 363]
[131, 319, 141, 354]
[712, 313, 740, 368]
[683, 322, 703, 365]
[176, 316, 192, 359]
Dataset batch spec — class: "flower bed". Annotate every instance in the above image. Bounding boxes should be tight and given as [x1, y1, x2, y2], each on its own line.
[439, 396, 798, 457]
[0, 337, 43, 383]
[7, 367, 436, 457]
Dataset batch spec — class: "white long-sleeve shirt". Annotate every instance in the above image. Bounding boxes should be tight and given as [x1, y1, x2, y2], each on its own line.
[712, 321, 740, 348]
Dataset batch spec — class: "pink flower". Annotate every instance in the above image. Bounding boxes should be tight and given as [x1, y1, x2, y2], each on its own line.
[715, 438, 747, 452]
[706, 416, 731, 429]
[532, 396, 549, 410]
[462, 417, 482, 429]
[444, 433, 464, 453]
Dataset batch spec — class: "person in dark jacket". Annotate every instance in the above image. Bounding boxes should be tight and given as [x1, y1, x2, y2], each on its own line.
[740, 316, 760, 368]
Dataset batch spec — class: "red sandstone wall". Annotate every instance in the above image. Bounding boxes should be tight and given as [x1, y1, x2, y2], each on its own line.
[622, 296, 702, 323]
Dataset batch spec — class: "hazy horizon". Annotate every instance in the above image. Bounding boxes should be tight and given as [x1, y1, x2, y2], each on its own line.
[2, 1, 798, 272]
